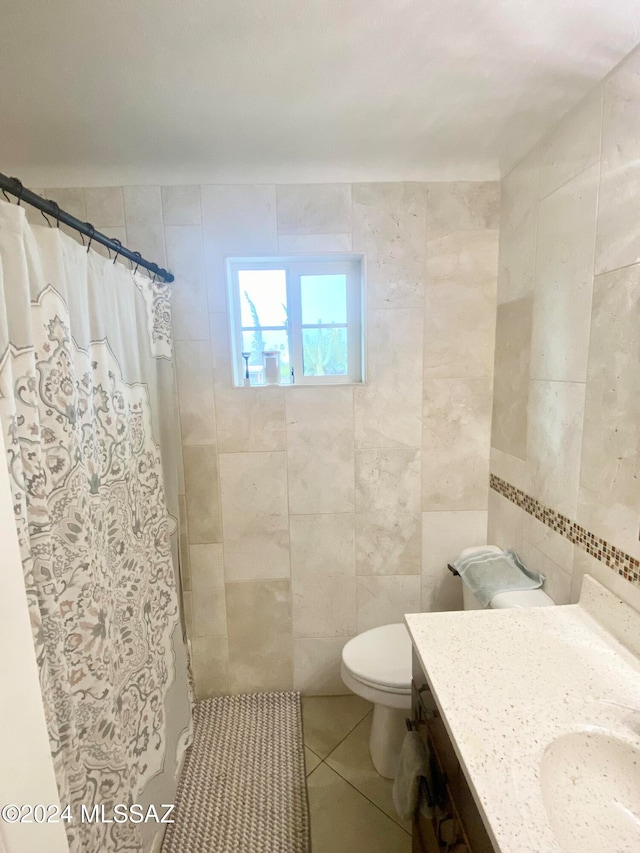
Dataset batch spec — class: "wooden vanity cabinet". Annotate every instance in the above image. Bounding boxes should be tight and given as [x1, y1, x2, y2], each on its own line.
[410, 650, 495, 853]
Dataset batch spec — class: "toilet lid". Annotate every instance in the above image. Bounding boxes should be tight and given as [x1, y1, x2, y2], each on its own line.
[342, 623, 412, 690]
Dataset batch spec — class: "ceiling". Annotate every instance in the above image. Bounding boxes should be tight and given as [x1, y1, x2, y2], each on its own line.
[1, 0, 640, 186]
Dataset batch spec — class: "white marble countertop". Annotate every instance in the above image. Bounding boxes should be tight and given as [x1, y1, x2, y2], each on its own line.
[404, 575, 640, 853]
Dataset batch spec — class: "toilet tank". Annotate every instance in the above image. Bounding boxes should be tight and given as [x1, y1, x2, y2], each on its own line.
[459, 546, 555, 610]
[463, 582, 554, 609]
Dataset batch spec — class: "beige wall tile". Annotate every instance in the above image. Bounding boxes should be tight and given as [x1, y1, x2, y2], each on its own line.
[292, 576, 356, 638]
[23, 188, 44, 226]
[214, 386, 286, 453]
[290, 515, 356, 638]
[190, 544, 227, 637]
[226, 580, 293, 693]
[521, 513, 574, 572]
[352, 182, 427, 309]
[491, 296, 532, 459]
[84, 187, 125, 227]
[219, 451, 290, 581]
[580, 265, 640, 521]
[526, 380, 585, 517]
[422, 377, 493, 511]
[498, 150, 539, 304]
[90, 225, 128, 261]
[183, 445, 222, 543]
[355, 449, 421, 575]
[161, 185, 201, 225]
[290, 513, 355, 577]
[570, 549, 616, 604]
[355, 308, 422, 449]
[570, 549, 640, 610]
[276, 184, 351, 235]
[191, 635, 229, 699]
[43, 187, 87, 244]
[123, 185, 166, 266]
[278, 233, 352, 253]
[294, 638, 351, 695]
[424, 230, 498, 379]
[519, 540, 571, 605]
[538, 89, 603, 199]
[531, 164, 598, 382]
[487, 488, 525, 554]
[201, 184, 277, 313]
[166, 225, 208, 339]
[421, 510, 487, 612]
[43, 187, 86, 219]
[492, 55, 640, 609]
[210, 311, 232, 386]
[596, 48, 640, 274]
[577, 488, 640, 564]
[489, 447, 527, 492]
[175, 340, 217, 445]
[286, 387, 354, 514]
[356, 575, 421, 632]
[426, 181, 499, 233]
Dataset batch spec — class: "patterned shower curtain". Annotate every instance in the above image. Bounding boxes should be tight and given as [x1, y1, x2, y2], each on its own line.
[0, 201, 191, 853]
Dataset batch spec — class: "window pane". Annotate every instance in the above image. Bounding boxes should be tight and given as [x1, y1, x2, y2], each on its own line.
[301, 274, 347, 325]
[241, 329, 291, 384]
[238, 269, 288, 327]
[302, 327, 348, 376]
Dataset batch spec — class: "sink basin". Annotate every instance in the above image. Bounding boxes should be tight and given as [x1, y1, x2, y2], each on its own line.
[541, 729, 640, 852]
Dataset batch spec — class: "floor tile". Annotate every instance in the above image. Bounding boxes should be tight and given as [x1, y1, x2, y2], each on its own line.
[308, 763, 411, 853]
[326, 711, 412, 832]
[305, 746, 321, 776]
[302, 695, 372, 758]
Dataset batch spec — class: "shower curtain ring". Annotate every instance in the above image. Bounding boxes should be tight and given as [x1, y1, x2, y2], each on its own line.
[1, 187, 10, 203]
[111, 239, 122, 264]
[41, 208, 53, 227]
[13, 179, 24, 206]
[132, 251, 142, 274]
[85, 224, 95, 253]
[49, 201, 61, 228]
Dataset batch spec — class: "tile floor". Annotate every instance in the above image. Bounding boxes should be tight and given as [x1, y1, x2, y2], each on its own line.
[302, 695, 412, 853]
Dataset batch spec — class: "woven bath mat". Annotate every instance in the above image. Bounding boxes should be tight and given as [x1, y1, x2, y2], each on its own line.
[162, 692, 310, 853]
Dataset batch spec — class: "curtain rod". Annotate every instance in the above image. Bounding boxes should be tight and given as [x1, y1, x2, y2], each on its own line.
[0, 173, 174, 283]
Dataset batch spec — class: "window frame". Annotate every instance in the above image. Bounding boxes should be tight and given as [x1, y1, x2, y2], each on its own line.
[226, 254, 365, 387]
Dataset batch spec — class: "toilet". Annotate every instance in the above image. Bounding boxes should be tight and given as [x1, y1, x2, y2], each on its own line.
[340, 546, 555, 779]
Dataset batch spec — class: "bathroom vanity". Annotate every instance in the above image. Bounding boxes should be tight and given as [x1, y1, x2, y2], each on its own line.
[405, 575, 640, 853]
[410, 656, 494, 852]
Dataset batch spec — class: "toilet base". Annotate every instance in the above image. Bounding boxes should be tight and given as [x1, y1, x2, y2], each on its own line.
[369, 703, 407, 779]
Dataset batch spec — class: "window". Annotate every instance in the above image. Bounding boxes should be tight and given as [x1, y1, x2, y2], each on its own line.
[227, 255, 364, 386]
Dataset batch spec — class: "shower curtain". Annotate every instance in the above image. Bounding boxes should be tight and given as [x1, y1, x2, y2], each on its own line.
[0, 201, 191, 853]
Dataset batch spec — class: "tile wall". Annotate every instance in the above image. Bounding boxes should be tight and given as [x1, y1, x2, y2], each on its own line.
[26, 180, 499, 696]
[490, 44, 640, 609]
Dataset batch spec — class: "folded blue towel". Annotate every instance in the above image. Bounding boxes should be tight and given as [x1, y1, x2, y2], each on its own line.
[452, 547, 545, 608]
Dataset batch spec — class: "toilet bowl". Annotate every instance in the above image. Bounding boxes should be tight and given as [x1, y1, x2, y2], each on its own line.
[340, 623, 412, 779]
[341, 547, 555, 780]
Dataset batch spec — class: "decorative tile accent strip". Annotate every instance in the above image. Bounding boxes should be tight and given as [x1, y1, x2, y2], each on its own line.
[490, 474, 640, 586]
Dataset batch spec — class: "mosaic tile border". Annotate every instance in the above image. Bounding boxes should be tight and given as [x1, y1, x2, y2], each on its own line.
[490, 474, 640, 586]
